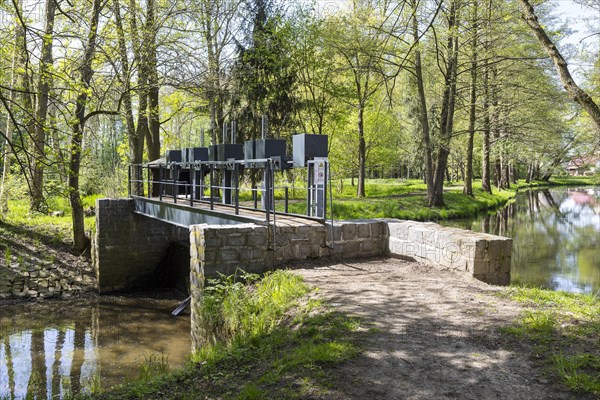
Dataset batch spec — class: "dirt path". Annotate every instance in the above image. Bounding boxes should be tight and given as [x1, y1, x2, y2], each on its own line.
[295, 258, 577, 400]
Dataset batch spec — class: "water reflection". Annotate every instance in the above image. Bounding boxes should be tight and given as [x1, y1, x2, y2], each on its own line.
[445, 187, 600, 294]
[0, 296, 190, 399]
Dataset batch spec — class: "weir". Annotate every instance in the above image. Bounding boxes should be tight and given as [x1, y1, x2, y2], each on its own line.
[93, 199, 512, 293]
[92, 131, 512, 349]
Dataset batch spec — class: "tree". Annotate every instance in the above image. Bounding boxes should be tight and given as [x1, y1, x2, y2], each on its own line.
[68, 0, 103, 253]
[516, 0, 600, 134]
[327, 1, 393, 197]
[30, 0, 57, 211]
[463, 0, 478, 196]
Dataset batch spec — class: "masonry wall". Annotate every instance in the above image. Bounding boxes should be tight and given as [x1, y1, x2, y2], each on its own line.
[386, 220, 512, 285]
[93, 198, 188, 292]
[189, 218, 512, 351]
[189, 220, 387, 351]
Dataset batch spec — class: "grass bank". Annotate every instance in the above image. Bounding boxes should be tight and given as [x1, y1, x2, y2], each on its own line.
[281, 175, 599, 221]
[501, 287, 600, 396]
[1, 197, 98, 246]
[83, 270, 363, 399]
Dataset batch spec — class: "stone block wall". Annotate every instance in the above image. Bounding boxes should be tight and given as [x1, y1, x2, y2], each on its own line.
[386, 219, 512, 285]
[189, 220, 387, 279]
[93, 198, 188, 292]
[188, 219, 387, 352]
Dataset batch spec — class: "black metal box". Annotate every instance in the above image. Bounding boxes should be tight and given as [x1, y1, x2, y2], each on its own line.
[256, 139, 287, 159]
[166, 150, 182, 163]
[292, 134, 328, 167]
[190, 147, 208, 162]
[209, 144, 244, 161]
[244, 140, 256, 160]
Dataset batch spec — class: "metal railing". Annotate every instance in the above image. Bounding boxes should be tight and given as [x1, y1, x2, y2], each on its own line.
[128, 159, 323, 224]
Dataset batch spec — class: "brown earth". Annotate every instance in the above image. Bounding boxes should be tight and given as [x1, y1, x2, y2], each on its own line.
[294, 258, 584, 400]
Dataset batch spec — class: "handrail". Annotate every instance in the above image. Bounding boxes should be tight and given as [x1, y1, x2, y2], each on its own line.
[128, 158, 327, 225]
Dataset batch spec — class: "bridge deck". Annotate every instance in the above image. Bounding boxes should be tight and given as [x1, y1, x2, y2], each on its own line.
[132, 195, 323, 228]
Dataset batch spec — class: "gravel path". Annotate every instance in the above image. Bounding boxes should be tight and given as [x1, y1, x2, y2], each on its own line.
[294, 258, 577, 400]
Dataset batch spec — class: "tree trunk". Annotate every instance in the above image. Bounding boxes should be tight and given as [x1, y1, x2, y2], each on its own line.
[146, 0, 161, 161]
[411, 0, 434, 204]
[113, 0, 143, 195]
[500, 155, 510, 188]
[30, 0, 56, 212]
[357, 101, 366, 198]
[464, 0, 478, 196]
[0, 2, 26, 214]
[129, 0, 151, 163]
[517, 0, 600, 134]
[68, 0, 102, 253]
[431, 0, 459, 207]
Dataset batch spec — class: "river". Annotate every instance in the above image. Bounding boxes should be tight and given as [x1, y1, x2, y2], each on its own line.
[0, 295, 190, 399]
[443, 187, 600, 294]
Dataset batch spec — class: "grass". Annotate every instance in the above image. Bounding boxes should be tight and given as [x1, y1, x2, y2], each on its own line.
[277, 175, 599, 221]
[0, 197, 97, 250]
[82, 270, 363, 399]
[501, 286, 600, 396]
[277, 179, 517, 221]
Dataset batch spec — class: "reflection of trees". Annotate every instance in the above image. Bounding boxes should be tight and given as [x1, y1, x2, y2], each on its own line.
[471, 188, 600, 293]
[0, 315, 98, 399]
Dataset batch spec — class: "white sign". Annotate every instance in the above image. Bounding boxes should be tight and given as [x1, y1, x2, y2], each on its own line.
[314, 161, 326, 184]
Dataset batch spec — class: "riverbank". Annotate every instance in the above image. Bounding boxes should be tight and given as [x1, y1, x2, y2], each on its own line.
[83, 259, 599, 399]
[0, 199, 97, 302]
[319, 175, 599, 221]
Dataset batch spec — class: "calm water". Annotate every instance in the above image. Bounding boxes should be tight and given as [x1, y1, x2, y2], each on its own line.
[0, 296, 190, 399]
[443, 187, 600, 294]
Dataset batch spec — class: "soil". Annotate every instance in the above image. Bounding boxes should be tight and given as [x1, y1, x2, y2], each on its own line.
[294, 258, 583, 400]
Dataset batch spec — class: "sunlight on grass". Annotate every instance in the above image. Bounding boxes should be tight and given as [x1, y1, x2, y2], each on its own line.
[502, 286, 600, 396]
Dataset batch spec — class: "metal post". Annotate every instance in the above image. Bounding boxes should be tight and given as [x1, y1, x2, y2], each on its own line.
[223, 169, 232, 204]
[200, 169, 205, 201]
[128, 165, 131, 197]
[174, 175, 177, 204]
[234, 165, 240, 215]
[253, 188, 258, 209]
[159, 165, 163, 201]
[190, 164, 195, 207]
[265, 164, 271, 224]
[323, 161, 328, 222]
[210, 167, 214, 210]
[285, 187, 289, 214]
[147, 166, 151, 198]
[306, 163, 312, 216]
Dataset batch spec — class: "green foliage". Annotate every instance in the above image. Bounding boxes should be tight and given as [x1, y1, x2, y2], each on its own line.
[139, 353, 170, 382]
[501, 287, 600, 396]
[195, 270, 310, 354]
[552, 354, 600, 395]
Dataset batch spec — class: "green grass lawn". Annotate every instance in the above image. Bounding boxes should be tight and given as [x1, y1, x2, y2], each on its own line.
[501, 287, 600, 396]
[276, 175, 599, 221]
